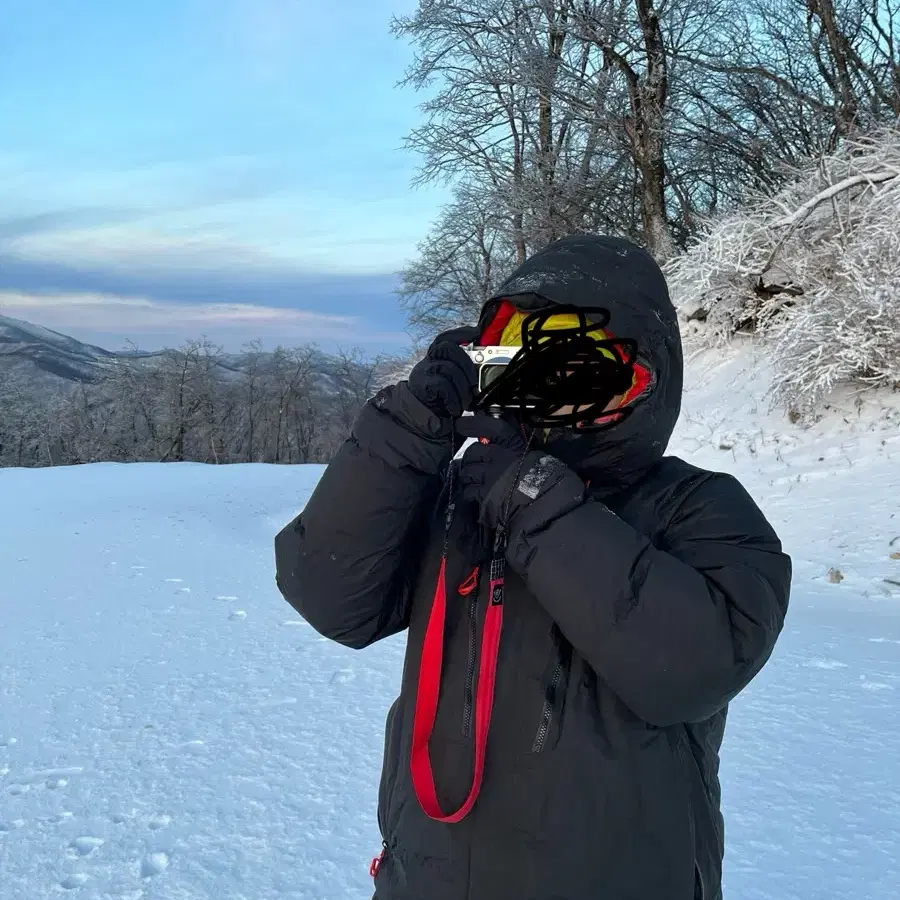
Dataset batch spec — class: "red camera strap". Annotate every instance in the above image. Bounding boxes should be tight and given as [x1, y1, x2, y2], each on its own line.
[410, 556, 505, 823]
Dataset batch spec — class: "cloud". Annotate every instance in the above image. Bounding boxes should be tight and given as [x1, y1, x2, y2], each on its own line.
[0, 230, 410, 351]
[0, 185, 430, 275]
[0, 253, 402, 318]
[0, 159, 291, 247]
[9, 225, 281, 271]
[0, 163, 304, 277]
[0, 137, 444, 275]
[1, 290, 349, 330]
[0, 140, 426, 352]
[0, 208, 144, 242]
[0, 289, 408, 351]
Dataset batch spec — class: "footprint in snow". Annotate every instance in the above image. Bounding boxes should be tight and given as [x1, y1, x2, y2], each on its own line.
[229, 610, 247, 620]
[860, 679, 893, 692]
[148, 814, 171, 830]
[7, 766, 82, 796]
[140, 852, 170, 878]
[60, 873, 89, 890]
[804, 657, 848, 670]
[165, 578, 191, 593]
[0, 819, 25, 832]
[330, 669, 356, 685]
[259, 697, 298, 709]
[26, 767, 83, 787]
[70, 837, 104, 857]
[47, 811, 74, 824]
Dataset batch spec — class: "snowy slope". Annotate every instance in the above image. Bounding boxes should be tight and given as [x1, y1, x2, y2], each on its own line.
[0, 315, 118, 385]
[0, 315, 116, 361]
[1, 350, 899, 900]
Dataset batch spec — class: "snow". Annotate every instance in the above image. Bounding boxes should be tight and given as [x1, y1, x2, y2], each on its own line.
[0, 314, 114, 359]
[2, 346, 899, 899]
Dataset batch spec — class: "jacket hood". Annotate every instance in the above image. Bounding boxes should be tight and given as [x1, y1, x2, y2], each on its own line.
[478, 234, 683, 492]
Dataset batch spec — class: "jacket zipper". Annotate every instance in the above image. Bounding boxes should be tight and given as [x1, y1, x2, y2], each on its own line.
[532, 624, 573, 753]
[532, 655, 564, 752]
[461, 571, 480, 738]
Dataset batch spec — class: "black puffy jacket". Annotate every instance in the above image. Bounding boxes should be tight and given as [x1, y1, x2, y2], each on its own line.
[275, 235, 792, 900]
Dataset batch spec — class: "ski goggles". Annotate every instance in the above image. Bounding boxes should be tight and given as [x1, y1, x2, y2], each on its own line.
[471, 304, 654, 429]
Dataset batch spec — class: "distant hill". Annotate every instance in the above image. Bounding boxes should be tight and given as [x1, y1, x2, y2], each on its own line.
[0, 315, 147, 387]
[0, 316, 280, 395]
[0, 315, 396, 468]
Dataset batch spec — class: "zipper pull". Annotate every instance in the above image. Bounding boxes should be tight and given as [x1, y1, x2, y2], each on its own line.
[458, 566, 480, 596]
[489, 526, 507, 606]
[369, 841, 387, 878]
[492, 522, 508, 556]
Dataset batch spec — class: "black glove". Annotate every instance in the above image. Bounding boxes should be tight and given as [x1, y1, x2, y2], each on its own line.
[457, 414, 579, 533]
[408, 326, 480, 419]
[455, 415, 528, 529]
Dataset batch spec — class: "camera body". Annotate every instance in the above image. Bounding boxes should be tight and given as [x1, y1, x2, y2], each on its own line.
[462, 344, 522, 394]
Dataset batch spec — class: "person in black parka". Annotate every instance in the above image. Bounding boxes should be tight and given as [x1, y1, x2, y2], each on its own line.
[275, 235, 791, 900]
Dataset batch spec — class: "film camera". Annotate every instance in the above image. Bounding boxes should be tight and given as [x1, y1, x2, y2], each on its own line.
[460, 306, 638, 429]
[462, 344, 522, 395]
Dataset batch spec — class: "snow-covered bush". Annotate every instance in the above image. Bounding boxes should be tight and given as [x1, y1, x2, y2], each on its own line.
[666, 128, 900, 415]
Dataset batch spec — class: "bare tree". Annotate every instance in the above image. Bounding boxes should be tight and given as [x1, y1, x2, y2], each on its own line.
[395, 0, 900, 334]
[570, 0, 673, 258]
[393, 0, 537, 264]
[240, 340, 265, 463]
[330, 348, 383, 435]
[0, 339, 380, 470]
[685, 0, 900, 158]
[398, 183, 520, 339]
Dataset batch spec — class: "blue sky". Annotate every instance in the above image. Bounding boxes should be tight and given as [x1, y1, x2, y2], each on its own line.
[0, 0, 448, 351]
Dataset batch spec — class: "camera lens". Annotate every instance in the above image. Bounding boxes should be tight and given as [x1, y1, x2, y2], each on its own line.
[480, 361, 509, 390]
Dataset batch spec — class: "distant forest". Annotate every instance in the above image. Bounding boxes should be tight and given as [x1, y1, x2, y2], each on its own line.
[0, 341, 389, 468]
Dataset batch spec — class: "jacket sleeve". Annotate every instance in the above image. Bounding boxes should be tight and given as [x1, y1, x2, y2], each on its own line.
[274, 382, 452, 650]
[501, 461, 791, 727]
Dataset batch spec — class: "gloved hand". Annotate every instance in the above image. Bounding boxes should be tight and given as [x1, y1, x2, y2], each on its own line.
[455, 415, 528, 529]
[408, 326, 480, 419]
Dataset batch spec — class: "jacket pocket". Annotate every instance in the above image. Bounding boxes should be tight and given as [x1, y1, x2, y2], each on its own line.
[674, 727, 705, 900]
[532, 623, 573, 753]
[377, 699, 402, 838]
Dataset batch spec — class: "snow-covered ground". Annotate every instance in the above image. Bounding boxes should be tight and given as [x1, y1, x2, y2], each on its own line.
[1, 345, 899, 900]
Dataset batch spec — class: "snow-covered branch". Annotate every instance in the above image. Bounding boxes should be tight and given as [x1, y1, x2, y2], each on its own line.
[772, 170, 899, 229]
[665, 127, 900, 415]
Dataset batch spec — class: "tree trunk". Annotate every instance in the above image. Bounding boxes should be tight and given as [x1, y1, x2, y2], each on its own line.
[807, 0, 859, 132]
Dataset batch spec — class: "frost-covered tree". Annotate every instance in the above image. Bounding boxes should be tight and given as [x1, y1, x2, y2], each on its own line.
[0, 342, 384, 469]
[666, 127, 900, 414]
[394, 0, 900, 334]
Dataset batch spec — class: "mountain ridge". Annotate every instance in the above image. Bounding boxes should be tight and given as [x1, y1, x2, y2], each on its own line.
[0, 314, 139, 385]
